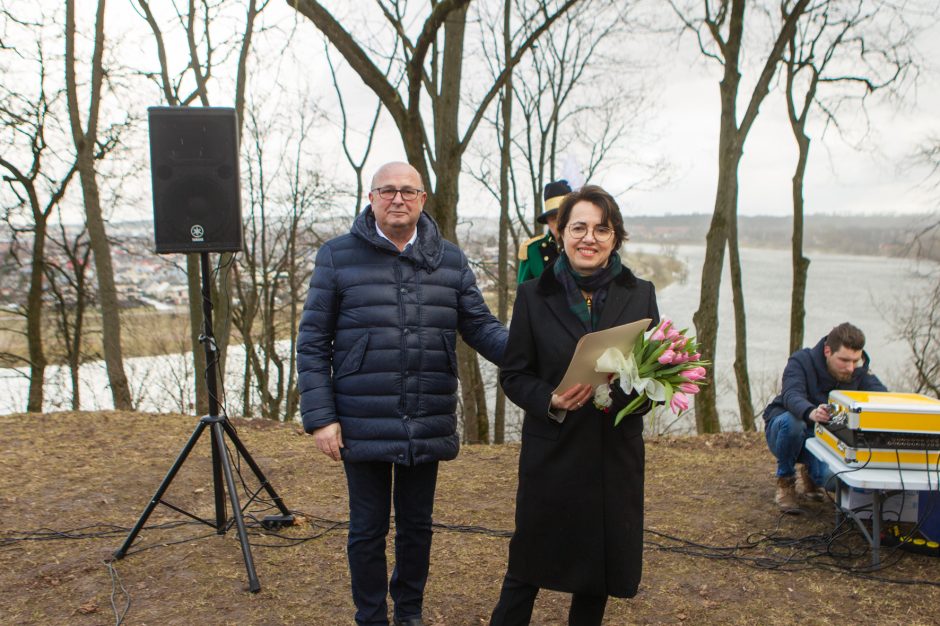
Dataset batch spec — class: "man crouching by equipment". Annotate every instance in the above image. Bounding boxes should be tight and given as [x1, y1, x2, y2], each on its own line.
[762, 323, 887, 512]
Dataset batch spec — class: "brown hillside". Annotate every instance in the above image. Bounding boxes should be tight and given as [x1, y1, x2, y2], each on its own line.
[1, 412, 937, 625]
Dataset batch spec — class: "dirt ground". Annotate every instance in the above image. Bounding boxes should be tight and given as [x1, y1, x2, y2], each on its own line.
[1, 411, 938, 625]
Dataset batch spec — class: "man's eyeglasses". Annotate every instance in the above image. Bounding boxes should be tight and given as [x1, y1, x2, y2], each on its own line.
[566, 222, 614, 242]
[372, 186, 424, 201]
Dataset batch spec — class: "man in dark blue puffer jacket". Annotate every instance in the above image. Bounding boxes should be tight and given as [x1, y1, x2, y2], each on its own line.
[297, 162, 507, 626]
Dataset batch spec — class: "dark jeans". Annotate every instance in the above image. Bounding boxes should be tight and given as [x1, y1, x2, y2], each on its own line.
[344, 460, 439, 626]
[490, 573, 608, 626]
[764, 411, 833, 487]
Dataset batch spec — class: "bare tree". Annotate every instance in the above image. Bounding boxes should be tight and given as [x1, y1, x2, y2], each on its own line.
[509, 3, 640, 233]
[783, 0, 913, 354]
[912, 137, 940, 190]
[895, 277, 940, 398]
[289, 0, 582, 442]
[43, 218, 93, 410]
[234, 106, 288, 419]
[493, 0, 513, 444]
[902, 134, 940, 265]
[671, 0, 811, 432]
[468, 1, 650, 441]
[282, 138, 331, 421]
[324, 44, 388, 216]
[0, 224, 28, 373]
[232, 100, 332, 420]
[64, 0, 134, 410]
[0, 31, 79, 411]
[893, 130, 940, 398]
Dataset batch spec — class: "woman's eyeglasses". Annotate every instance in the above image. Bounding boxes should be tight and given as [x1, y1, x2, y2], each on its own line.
[372, 187, 424, 201]
[566, 222, 614, 242]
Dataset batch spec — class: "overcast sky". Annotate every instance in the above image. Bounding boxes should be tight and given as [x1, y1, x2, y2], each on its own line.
[18, 1, 940, 223]
[623, 27, 940, 218]
[316, 2, 940, 219]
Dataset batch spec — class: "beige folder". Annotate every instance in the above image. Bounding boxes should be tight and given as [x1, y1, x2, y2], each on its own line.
[552, 318, 652, 394]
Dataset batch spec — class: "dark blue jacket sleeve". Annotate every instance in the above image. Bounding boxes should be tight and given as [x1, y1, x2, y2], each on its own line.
[297, 245, 339, 433]
[780, 355, 816, 422]
[456, 252, 508, 366]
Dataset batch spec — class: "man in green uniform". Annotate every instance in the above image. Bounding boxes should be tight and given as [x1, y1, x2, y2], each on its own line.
[517, 180, 571, 283]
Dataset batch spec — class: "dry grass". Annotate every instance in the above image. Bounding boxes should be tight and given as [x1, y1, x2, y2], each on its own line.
[1, 412, 938, 625]
[0, 309, 192, 366]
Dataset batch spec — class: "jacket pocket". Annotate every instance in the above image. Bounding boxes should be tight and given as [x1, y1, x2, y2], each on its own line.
[443, 330, 459, 376]
[334, 332, 369, 379]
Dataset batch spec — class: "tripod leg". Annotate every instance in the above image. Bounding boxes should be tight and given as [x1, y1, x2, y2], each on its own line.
[210, 420, 227, 532]
[221, 419, 292, 516]
[211, 421, 261, 593]
[114, 420, 209, 559]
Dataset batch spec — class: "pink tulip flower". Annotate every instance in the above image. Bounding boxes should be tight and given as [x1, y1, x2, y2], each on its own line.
[678, 382, 700, 395]
[690, 353, 701, 361]
[658, 349, 676, 364]
[666, 327, 681, 341]
[670, 391, 690, 413]
[680, 366, 707, 382]
[651, 319, 673, 341]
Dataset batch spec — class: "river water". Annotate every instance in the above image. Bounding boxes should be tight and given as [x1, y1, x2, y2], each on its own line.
[1, 245, 935, 435]
[635, 244, 936, 432]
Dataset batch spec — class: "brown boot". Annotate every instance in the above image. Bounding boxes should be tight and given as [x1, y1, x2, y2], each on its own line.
[775, 476, 799, 512]
[795, 463, 825, 501]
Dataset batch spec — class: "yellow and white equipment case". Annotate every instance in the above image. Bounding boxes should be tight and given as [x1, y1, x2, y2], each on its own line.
[815, 391, 940, 470]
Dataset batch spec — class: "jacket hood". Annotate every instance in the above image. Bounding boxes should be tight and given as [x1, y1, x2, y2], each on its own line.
[352, 206, 445, 271]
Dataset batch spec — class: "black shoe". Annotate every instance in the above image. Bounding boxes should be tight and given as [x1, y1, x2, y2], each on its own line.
[393, 618, 425, 626]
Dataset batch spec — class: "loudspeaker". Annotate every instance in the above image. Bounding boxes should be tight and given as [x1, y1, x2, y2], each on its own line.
[148, 106, 243, 254]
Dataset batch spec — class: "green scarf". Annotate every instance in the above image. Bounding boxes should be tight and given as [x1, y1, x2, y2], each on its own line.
[552, 253, 622, 332]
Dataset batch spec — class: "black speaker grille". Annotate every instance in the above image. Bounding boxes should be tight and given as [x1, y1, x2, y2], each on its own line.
[149, 107, 243, 254]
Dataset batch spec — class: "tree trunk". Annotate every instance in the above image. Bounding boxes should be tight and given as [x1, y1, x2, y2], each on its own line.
[789, 124, 812, 355]
[473, 357, 489, 443]
[212, 251, 235, 377]
[287, 225, 301, 421]
[728, 210, 755, 431]
[242, 347, 253, 417]
[435, 6, 490, 441]
[77, 158, 132, 409]
[65, 0, 132, 410]
[692, 3, 745, 432]
[458, 341, 480, 443]
[186, 254, 209, 414]
[690, 0, 811, 433]
[693, 135, 739, 434]
[494, 8, 513, 444]
[69, 282, 86, 411]
[26, 219, 48, 412]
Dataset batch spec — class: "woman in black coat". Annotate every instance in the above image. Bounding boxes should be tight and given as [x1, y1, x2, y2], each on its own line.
[490, 185, 659, 626]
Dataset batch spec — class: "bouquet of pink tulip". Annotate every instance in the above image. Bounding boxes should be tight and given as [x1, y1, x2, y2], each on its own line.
[593, 318, 709, 426]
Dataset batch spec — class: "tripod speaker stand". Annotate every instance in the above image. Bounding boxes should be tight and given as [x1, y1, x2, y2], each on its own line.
[113, 251, 292, 593]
